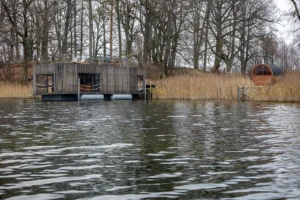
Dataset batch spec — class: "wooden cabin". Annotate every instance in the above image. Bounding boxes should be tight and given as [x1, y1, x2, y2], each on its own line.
[33, 63, 146, 101]
[251, 64, 282, 86]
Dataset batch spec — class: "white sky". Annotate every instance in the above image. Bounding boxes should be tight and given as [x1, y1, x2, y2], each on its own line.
[274, 0, 295, 44]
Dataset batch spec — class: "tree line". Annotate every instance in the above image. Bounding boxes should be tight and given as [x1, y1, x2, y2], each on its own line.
[0, 0, 300, 82]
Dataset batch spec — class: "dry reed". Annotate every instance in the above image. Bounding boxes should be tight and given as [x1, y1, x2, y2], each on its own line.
[249, 71, 300, 102]
[152, 73, 253, 100]
[0, 82, 34, 99]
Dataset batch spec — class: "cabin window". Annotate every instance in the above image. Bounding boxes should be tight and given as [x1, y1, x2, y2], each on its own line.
[36, 74, 54, 94]
[137, 76, 144, 92]
[78, 73, 100, 92]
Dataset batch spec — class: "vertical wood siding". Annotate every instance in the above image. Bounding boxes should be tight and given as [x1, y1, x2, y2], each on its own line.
[33, 63, 146, 95]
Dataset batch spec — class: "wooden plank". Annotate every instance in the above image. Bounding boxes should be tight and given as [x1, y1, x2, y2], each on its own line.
[107, 65, 114, 93]
[55, 63, 64, 93]
[33, 65, 36, 95]
[35, 63, 55, 74]
[123, 67, 130, 93]
[115, 67, 120, 93]
[101, 65, 107, 94]
[129, 67, 137, 94]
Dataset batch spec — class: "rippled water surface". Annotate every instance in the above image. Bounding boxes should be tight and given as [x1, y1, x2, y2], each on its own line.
[1, 100, 300, 200]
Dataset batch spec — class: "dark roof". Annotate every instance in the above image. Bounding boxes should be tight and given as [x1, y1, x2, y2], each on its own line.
[269, 65, 283, 76]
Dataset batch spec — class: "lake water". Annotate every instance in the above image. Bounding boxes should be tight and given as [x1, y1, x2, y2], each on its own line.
[0, 100, 300, 200]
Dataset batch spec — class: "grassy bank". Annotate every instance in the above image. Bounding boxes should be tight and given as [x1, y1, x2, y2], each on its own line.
[0, 83, 34, 99]
[151, 70, 300, 102]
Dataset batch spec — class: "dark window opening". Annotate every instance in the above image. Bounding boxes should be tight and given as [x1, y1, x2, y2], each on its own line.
[78, 73, 100, 92]
[137, 76, 144, 92]
[36, 74, 54, 94]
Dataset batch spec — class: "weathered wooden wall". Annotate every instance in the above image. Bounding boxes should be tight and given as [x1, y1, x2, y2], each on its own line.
[58, 63, 78, 94]
[33, 63, 146, 95]
[33, 63, 55, 95]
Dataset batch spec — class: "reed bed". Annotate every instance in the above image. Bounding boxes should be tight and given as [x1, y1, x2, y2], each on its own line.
[152, 73, 253, 100]
[249, 71, 300, 102]
[0, 83, 34, 99]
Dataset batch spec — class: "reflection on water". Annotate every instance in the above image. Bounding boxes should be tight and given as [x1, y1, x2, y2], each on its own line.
[1, 100, 300, 199]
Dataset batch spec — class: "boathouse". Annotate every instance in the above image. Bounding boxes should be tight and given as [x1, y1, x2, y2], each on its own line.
[33, 63, 146, 101]
[251, 64, 283, 86]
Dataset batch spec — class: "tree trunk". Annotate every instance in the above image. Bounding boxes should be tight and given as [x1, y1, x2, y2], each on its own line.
[22, 1, 30, 83]
[142, 0, 152, 67]
[10, 29, 15, 62]
[170, 33, 179, 69]
[163, 41, 170, 76]
[103, 18, 107, 59]
[22, 37, 29, 83]
[41, 0, 49, 63]
[214, 34, 223, 72]
[35, 8, 41, 62]
[88, 0, 93, 58]
[213, 1, 223, 73]
[203, 0, 212, 72]
[15, 32, 20, 62]
[80, 0, 84, 60]
[116, 0, 122, 60]
[226, 1, 237, 72]
[193, 0, 204, 69]
[163, 8, 172, 76]
[73, 0, 77, 59]
[143, 14, 150, 66]
[61, 0, 72, 60]
[109, 1, 114, 59]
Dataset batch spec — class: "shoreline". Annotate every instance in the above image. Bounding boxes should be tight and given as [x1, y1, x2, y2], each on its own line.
[1, 70, 300, 102]
[0, 96, 37, 99]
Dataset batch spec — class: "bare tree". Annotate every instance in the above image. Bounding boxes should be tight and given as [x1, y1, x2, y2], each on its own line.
[120, 0, 138, 57]
[208, 0, 234, 73]
[2, 0, 35, 83]
[290, 0, 300, 20]
[0, 0, 297, 83]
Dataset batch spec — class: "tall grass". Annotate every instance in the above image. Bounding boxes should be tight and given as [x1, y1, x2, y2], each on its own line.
[0, 83, 34, 99]
[152, 73, 253, 100]
[249, 71, 300, 102]
[151, 70, 300, 102]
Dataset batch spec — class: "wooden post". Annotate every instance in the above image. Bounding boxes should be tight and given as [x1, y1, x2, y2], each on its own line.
[242, 86, 245, 101]
[143, 77, 146, 101]
[150, 81, 152, 100]
[32, 64, 36, 96]
[237, 86, 244, 101]
[78, 78, 80, 101]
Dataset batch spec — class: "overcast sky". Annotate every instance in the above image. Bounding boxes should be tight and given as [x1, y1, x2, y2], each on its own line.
[274, 0, 295, 44]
